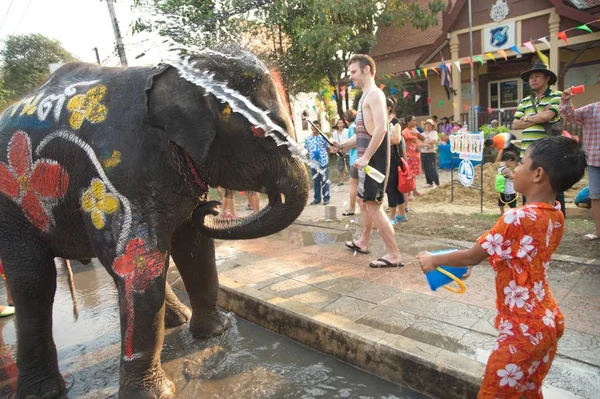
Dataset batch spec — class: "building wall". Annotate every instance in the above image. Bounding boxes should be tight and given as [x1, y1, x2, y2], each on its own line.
[559, 47, 600, 108]
[452, 0, 554, 31]
[427, 76, 454, 120]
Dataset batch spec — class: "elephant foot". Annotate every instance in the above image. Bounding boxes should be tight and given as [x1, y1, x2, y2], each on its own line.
[119, 368, 175, 399]
[189, 310, 231, 338]
[17, 373, 65, 399]
[164, 302, 192, 328]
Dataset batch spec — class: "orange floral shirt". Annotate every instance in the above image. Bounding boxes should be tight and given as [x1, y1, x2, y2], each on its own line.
[477, 202, 564, 329]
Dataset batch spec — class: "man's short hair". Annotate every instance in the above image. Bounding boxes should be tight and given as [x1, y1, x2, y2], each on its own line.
[484, 138, 494, 147]
[312, 120, 321, 128]
[344, 109, 357, 123]
[501, 152, 517, 162]
[528, 136, 587, 193]
[347, 54, 376, 76]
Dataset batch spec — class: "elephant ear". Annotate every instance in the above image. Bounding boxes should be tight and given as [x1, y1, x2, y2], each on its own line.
[144, 64, 217, 166]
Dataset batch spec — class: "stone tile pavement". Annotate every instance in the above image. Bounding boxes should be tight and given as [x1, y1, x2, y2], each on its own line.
[177, 171, 600, 398]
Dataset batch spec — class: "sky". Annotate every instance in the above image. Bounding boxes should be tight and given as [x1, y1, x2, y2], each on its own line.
[0, 0, 137, 65]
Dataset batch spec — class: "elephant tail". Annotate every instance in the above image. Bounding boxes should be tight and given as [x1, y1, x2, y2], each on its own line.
[57, 258, 79, 321]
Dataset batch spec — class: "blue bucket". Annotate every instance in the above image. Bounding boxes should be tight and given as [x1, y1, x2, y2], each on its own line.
[425, 249, 468, 293]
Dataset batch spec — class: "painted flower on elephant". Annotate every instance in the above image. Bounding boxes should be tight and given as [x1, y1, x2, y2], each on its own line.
[81, 178, 120, 229]
[66, 85, 108, 129]
[0, 131, 70, 231]
[113, 238, 166, 292]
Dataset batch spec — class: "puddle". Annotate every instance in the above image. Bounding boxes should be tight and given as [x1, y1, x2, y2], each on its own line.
[0, 260, 427, 398]
[275, 225, 353, 247]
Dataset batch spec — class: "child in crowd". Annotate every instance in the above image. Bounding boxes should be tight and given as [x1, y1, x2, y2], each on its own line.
[497, 152, 518, 214]
[417, 136, 587, 398]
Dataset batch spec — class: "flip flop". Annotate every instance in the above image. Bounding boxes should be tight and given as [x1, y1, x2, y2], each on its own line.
[0, 306, 15, 317]
[583, 233, 600, 241]
[369, 258, 405, 268]
[345, 240, 371, 254]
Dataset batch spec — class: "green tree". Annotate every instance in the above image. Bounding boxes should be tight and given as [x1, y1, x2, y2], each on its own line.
[0, 34, 76, 98]
[256, 0, 447, 118]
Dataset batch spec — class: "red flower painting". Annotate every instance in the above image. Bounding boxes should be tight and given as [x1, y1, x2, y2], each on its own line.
[113, 238, 166, 292]
[0, 131, 70, 231]
[112, 238, 166, 359]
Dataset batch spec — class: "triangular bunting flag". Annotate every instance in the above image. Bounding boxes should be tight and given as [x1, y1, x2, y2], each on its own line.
[488, 107, 493, 114]
[476, 106, 481, 112]
[423, 68, 428, 78]
[454, 61, 461, 72]
[410, 70, 416, 79]
[530, 40, 549, 65]
[538, 37, 551, 48]
[404, 71, 411, 79]
[523, 41, 535, 53]
[557, 31, 568, 44]
[427, 97, 433, 104]
[390, 87, 398, 94]
[379, 84, 385, 89]
[417, 69, 422, 78]
[474, 55, 485, 65]
[464, 57, 473, 68]
[485, 52, 496, 62]
[510, 45, 522, 56]
[446, 62, 452, 73]
[453, 102, 458, 108]
[415, 94, 421, 102]
[403, 91, 409, 99]
[438, 99, 444, 107]
[575, 24, 593, 33]
[498, 49, 508, 60]
[432, 67, 440, 76]
[464, 104, 469, 112]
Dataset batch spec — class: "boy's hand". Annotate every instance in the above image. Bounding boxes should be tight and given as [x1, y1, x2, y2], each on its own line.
[417, 251, 436, 273]
[462, 266, 473, 280]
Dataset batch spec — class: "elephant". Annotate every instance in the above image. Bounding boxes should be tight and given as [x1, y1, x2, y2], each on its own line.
[0, 48, 309, 398]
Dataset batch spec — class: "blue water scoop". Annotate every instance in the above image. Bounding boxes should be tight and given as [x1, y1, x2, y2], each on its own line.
[425, 249, 468, 294]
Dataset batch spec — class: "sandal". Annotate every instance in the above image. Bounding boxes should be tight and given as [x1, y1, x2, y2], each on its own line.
[369, 258, 405, 268]
[582, 233, 600, 241]
[345, 240, 371, 254]
[342, 210, 356, 216]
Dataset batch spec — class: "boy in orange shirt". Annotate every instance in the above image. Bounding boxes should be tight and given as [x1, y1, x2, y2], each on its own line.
[417, 136, 587, 398]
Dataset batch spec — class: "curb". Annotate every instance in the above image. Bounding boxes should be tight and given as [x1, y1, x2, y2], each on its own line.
[217, 276, 484, 399]
[293, 220, 600, 267]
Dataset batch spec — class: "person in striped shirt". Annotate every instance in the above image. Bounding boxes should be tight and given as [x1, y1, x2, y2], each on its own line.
[513, 62, 565, 214]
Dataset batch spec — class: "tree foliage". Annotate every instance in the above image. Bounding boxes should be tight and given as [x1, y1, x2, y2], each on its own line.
[132, 0, 446, 118]
[0, 34, 76, 99]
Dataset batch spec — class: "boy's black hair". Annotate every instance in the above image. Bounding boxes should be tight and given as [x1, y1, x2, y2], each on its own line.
[527, 136, 587, 193]
[484, 138, 494, 147]
[501, 152, 518, 162]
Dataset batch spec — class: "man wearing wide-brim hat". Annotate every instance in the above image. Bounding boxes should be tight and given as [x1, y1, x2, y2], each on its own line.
[513, 62, 566, 214]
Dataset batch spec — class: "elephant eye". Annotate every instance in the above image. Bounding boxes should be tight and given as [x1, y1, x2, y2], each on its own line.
[251, 126, 265, 138]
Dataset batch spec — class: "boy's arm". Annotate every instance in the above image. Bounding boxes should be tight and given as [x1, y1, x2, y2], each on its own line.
[417, 243, 489, 274]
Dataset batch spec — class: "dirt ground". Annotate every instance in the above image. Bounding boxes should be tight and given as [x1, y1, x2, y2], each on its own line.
[403, 169, 598, 259]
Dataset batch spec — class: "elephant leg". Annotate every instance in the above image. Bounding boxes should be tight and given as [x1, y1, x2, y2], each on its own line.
[171, 220, 230, 338]
[164, 281, 191, 328]
[1, 245, 64, 399]
[104, 242, 175, 399]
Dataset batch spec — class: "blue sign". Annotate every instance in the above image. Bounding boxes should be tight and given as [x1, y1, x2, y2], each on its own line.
[458, 159, 475, 187]
[490, 26, 509, 48]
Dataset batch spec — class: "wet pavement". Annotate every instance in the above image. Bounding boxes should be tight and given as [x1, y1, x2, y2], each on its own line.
[0, 260, 427, 399]
[201, 178, 600, 399]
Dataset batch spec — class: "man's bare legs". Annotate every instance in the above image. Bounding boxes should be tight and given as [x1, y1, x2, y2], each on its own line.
[586, 198, 600, 240]
[352, 199, 403, 264]
[348, 177, 358, 213]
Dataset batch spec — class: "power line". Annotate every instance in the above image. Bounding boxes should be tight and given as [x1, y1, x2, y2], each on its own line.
[13, 0, 33, 34]
[0, 0, 15, 33]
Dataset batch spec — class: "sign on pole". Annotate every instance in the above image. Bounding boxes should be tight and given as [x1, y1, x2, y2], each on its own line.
[449, 132, 484, 161]
[458, 159, 475, 187]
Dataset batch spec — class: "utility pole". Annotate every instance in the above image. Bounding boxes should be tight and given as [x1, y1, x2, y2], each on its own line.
[92, 47, 101, 65]
[105, 0, 128, 66]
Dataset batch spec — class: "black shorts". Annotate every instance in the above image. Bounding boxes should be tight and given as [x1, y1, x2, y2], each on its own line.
[498, 193, 517, 207]
[358, 136, 388, 203]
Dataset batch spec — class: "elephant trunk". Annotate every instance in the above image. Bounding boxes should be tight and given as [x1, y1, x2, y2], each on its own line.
[194, 159, 309, 240]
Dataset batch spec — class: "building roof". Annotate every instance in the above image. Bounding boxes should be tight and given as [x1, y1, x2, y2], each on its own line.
[567, 0, 600, 10]
[371, 0, 461, 72]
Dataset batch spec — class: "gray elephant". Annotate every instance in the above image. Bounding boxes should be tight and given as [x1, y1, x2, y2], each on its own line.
[0, 49, 309, 398]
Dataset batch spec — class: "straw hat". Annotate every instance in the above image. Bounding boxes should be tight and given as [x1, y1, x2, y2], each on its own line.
[424, 118, 435, 126]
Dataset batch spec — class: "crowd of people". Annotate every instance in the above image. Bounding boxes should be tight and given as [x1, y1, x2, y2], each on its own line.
[305, 53, 595, 398]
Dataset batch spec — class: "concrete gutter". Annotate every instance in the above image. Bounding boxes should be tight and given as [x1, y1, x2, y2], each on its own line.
[217, 276, 484, 399]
